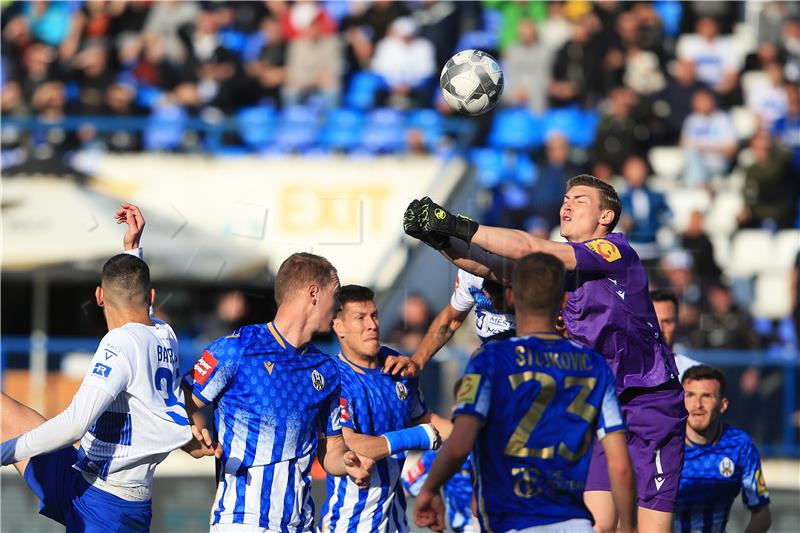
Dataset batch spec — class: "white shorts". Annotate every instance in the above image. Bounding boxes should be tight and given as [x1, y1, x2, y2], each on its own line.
[510, 518, 594, 533]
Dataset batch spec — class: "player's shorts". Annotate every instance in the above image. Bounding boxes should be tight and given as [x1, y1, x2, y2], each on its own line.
[23, 446, 152, 532]
[510, 519, 593, 532]
[210, 524, 280, 532]
[585, 379, 687, 513]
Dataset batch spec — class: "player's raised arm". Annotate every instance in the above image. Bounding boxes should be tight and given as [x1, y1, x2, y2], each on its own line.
[405, 197, 578, 271]
[116, 203, 145, 252]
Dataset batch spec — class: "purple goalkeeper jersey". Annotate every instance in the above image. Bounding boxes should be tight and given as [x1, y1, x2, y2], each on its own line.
[563, 232, 678, 393]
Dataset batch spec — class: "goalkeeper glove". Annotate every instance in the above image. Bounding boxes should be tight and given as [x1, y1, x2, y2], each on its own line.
[415, 197, 479, 244]
[403, 199, 451, 250]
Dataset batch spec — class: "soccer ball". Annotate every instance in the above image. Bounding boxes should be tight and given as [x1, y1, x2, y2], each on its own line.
[439, 49, 504, 116]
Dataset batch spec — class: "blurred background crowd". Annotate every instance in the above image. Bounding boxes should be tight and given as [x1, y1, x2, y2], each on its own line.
[1, 0, 799, 448]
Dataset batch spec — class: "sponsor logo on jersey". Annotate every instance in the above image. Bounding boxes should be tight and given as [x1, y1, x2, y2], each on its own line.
[396, 381, 408, 401]
[264, 361, 275, 375]
[585, 239, 622, 262]
[193, 351, 218, 385]
[312, 369, 325, 391]
[339, 398, 351, 422]
[92, 363, 112, 378]
[755, 469, 768, 496]
[719, 456, 735, 477]
[456, 374, 481, 404]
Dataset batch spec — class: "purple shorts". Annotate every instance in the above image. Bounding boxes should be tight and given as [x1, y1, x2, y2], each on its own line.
[585, 380, 687, 513]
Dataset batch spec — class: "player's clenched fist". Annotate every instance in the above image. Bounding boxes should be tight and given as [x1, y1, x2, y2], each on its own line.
[412, 197, 479, 245]
[403, 199, 450, 250]
[413, 489, 446, 532]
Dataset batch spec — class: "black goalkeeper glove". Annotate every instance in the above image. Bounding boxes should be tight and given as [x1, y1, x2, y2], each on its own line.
[403, 200, 451, 250]
[415, 197, 479, 244]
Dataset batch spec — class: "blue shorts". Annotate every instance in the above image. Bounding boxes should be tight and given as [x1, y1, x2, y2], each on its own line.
[23, 447, 152, 532]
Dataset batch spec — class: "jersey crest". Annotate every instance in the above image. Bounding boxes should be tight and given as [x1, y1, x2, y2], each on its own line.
[311, 369, 325, 391]
[585, 239, 622, 262]
[396, 381, 408, 401]
[719, 456, 735, 477]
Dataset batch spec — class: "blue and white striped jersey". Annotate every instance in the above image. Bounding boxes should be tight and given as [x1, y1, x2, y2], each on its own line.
[321, 347, 428, 533]
[676, 424, 770, 533]
[450, 269, 515, 341]
[184, 322, 342, 531]
[454, 334, 625, 532]
[403, 451, 473, 533]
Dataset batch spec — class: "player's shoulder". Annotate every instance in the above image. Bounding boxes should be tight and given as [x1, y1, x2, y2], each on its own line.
[720, 424, 758, 449]
[456, 269, 482, 289]
[205, 323, 270, 357]
[97, 327, 137, 359]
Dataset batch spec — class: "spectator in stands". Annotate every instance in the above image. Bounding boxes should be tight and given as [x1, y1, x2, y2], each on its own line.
[650, 289, 700, 379]
[530, 132, 582, 228]
[743, 41, 786, 74]
[197, 290, 249, 346]
[692, 283, 761, 350]
[409, 0, 460, 72]
[502, 17, 552, 113]
[681, 210, 723, 289]
[389, 293, 433, 353]
[772, 82, 800, 170]
[603, 11, 664, 96]
[652, 59, 703, 145]
[746, 61, 788, 129]
[143, 1, 200, 64]
[619, 155, 671, 265]
[71, 42, 115, 116]
[346, 0, 409, 46]
[493, 0, 548, 52]
[243, 16, 287, 107]
[538, 2, 572, 53]
[783, 18, 800, 83]
[104, 76, 145, 151]
[659, 249, 703, 325]
[549, 15, 604, 109]
[282, 3, 343, 107]
[678, 16, 740, 105]
[793, 251, 800, 341]
[371, 17, 435, 110]
[737, 130, 797, 230]
[593, 86, 646, 174]
[681, 89, 737, 187]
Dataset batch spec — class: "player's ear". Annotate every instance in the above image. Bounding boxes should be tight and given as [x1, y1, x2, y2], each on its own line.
[719, 396, 729, 414]
[149, 288, 156, 306]
[309, 284, 319, 305]
[505, 286, 515, 310]
[332, 317, 344, 338]
[599, 208, 615, 228]
[95, 286, 104, 307]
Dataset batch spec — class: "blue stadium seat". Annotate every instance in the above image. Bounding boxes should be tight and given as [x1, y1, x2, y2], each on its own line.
[407, 109, 443, 152]
[470, 147, 505, 188]
[455, 31, 498, 54]
[360, 108, 407, 154]
[544, 107, 598, 148]
[237, 105, 277, 150]
[345, 71, 385, 110]
[274, 105, 320, 153]
[320, 108, 365, 152]
[488, 108, 544, 150]
[144, 105, 187, 151]
[136, 85, 164, 109]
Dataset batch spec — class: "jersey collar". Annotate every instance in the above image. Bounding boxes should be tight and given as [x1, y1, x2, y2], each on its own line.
[337, 352, 382, 374]
[266, 322, 308, 355]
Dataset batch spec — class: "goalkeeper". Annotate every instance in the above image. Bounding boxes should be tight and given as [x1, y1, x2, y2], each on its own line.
[403, 175, 686, 533]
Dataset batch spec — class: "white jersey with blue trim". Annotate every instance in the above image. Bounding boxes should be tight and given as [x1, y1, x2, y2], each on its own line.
[75, 320, 191, 492]
[450, 269, 515, 341]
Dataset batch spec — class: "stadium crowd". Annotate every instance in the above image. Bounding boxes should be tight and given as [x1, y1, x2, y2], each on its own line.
[1, 0, 799, 442]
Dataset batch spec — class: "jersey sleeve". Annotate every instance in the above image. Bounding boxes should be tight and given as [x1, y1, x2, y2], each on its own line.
[322, 369, 343, 438]
[453, 348, 492, 422]
[402, 450, 436, 497]
[449, 270, 476, 312]
[182, 336, 243, 405]
[337, 372, 358, 432]
[568, 237, 633, 276]
[595, 364, 626, 439]
[740, 439, 770, 510]
[82, 329, 135, 398]
[409, 378, 429, 421]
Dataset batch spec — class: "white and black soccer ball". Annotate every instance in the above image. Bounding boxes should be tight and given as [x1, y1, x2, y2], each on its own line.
[440, 49, 504, 116]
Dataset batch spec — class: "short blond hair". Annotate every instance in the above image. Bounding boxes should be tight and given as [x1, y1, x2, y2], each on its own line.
[274, 253, 338, 305]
